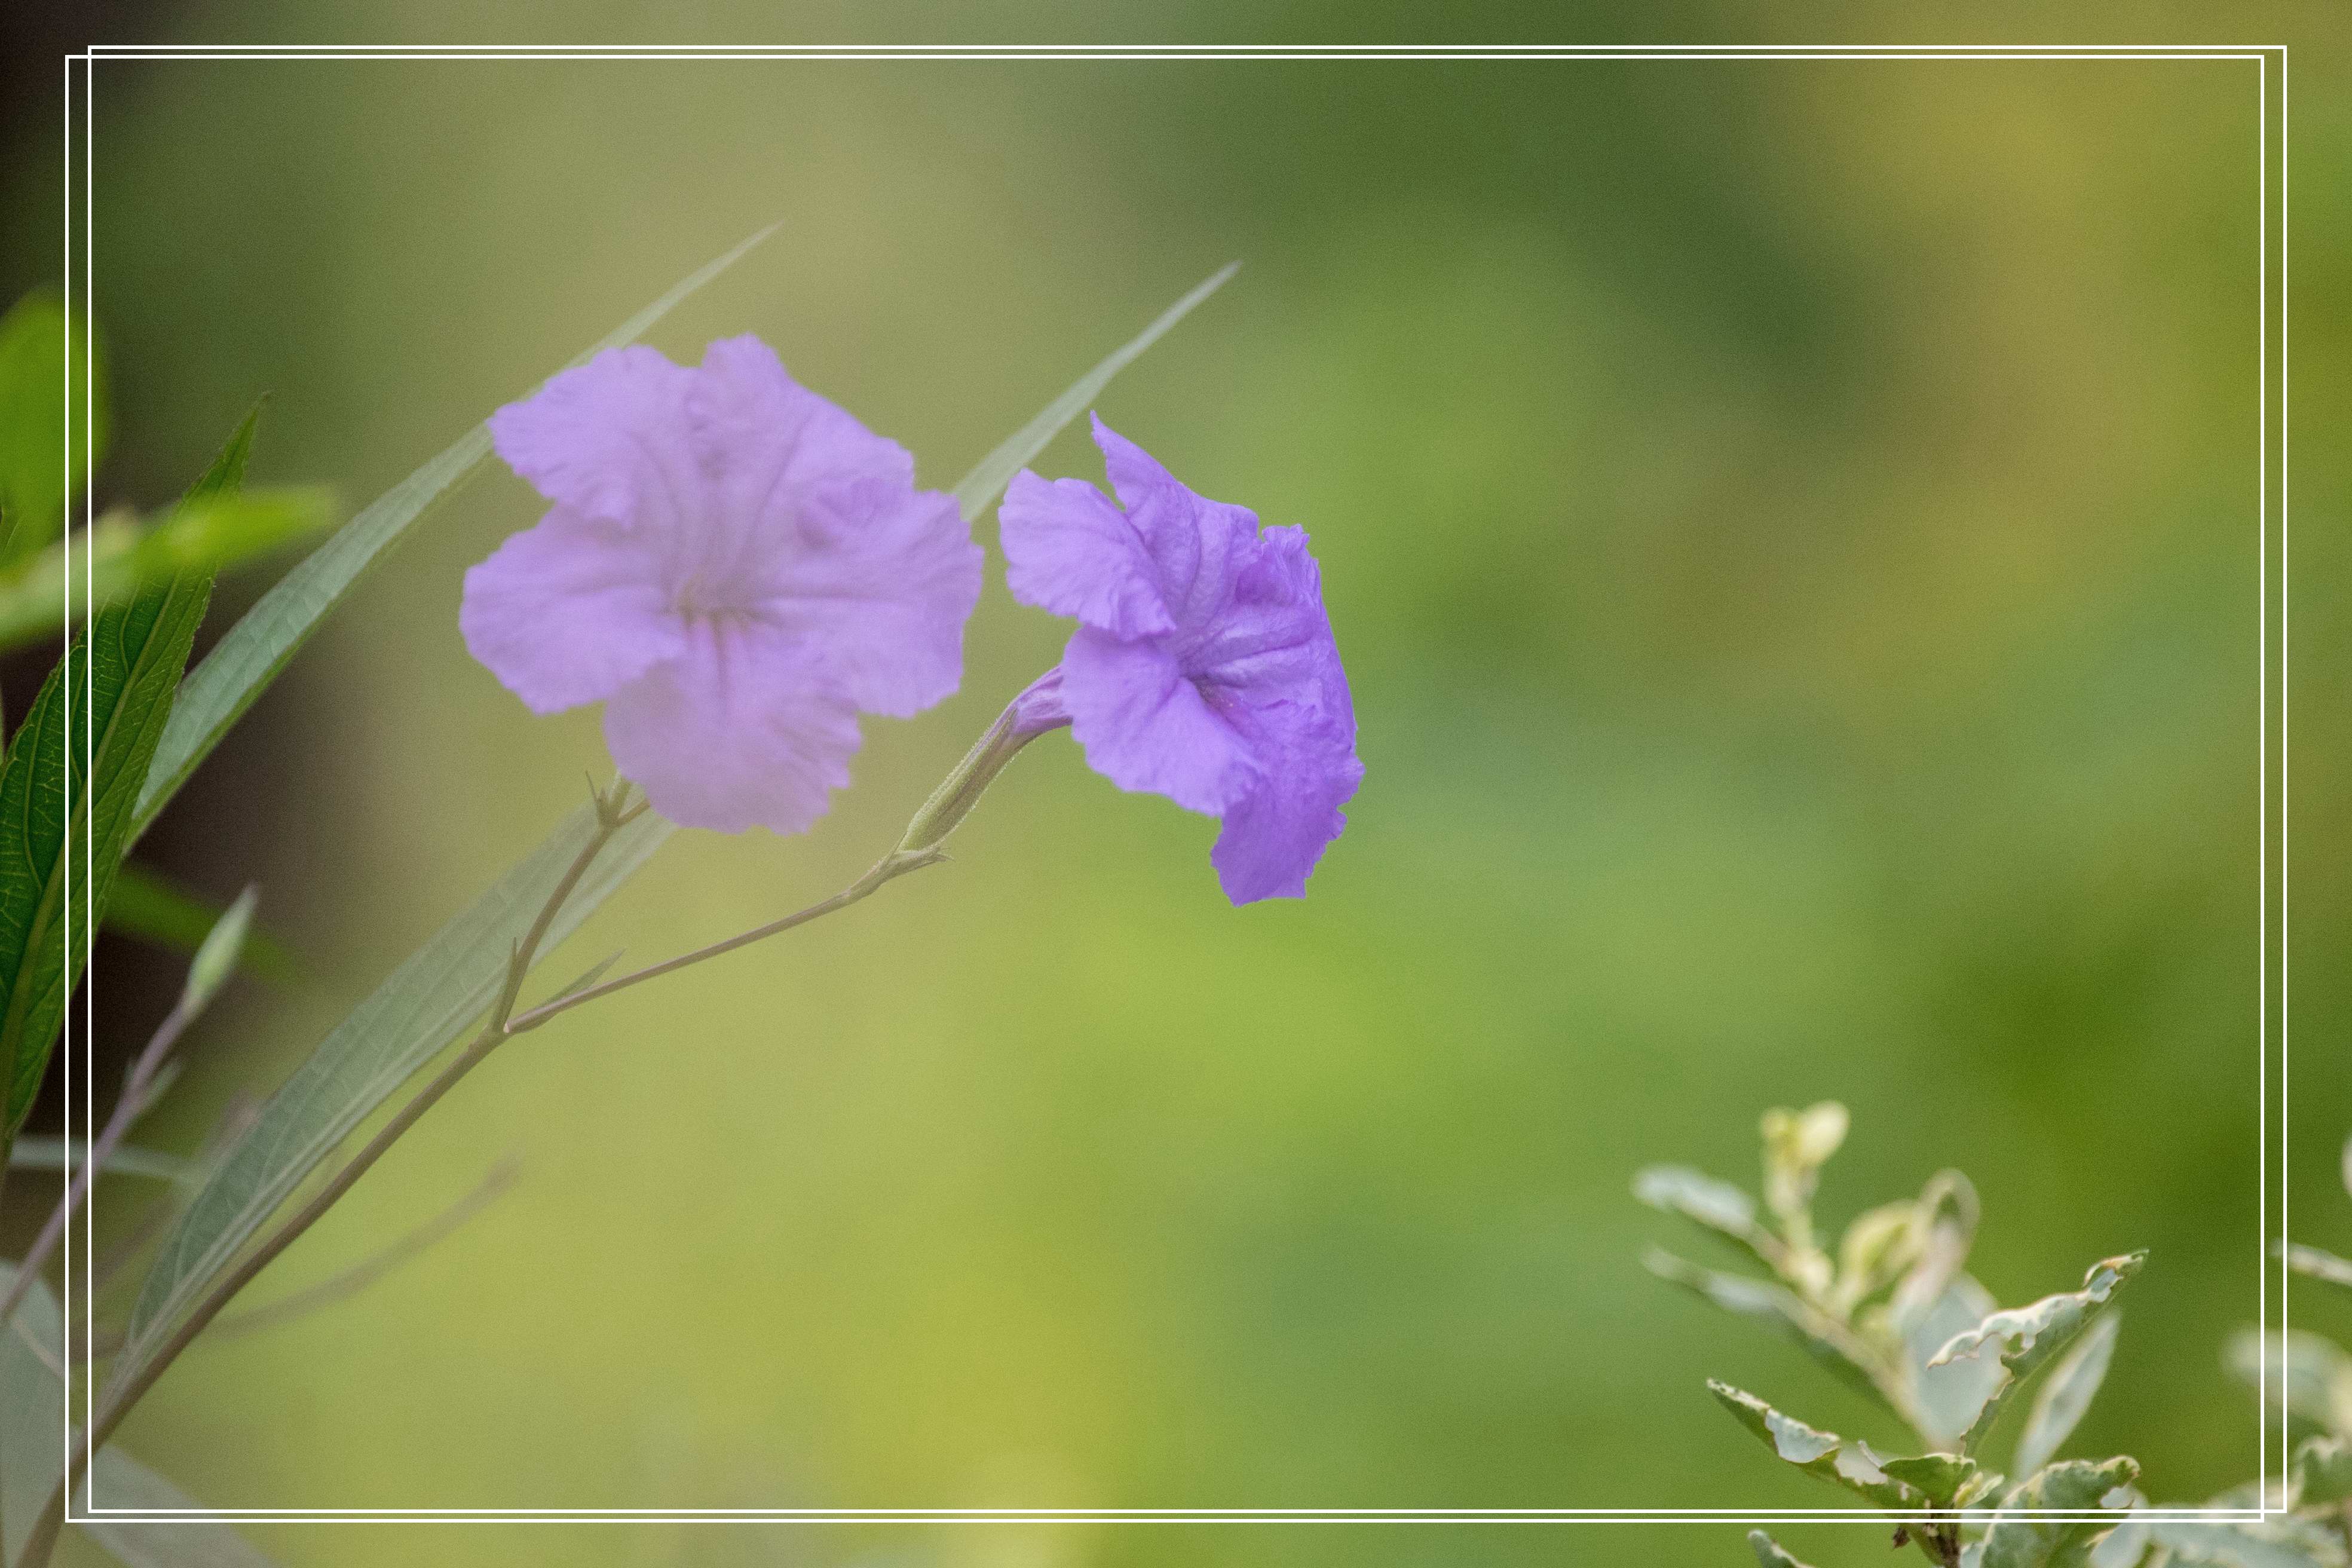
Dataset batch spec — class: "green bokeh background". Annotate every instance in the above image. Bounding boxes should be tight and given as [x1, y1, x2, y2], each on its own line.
[4, 5, 2348, 1566]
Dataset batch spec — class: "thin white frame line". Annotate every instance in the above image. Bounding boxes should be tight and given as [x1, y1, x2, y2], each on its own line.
[76, 51, 2273, 63]
[59, 41, 2287, 1528]
[2258, 45, 2270, 1494]
[56, 47, 76, 1523]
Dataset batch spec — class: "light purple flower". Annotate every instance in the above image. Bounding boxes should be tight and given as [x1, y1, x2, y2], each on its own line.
[461, 338, 981, 834]
[999, 415, 1361, 904]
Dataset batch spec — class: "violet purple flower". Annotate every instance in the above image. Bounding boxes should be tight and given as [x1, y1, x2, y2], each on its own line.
[461, 338, 981, 834]
[998, 416, 1361, 904]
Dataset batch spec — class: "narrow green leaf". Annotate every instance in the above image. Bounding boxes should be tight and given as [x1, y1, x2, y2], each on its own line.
[2295, 1435, 2352, 1508]
[8, 1136, 188, 1183]
[1747, 1530, 1822, 1568]
[1979, 1457, 2139, 1568]
[0, 487, 335, 653]
[2014, 1311, 2121, 1477]
[114, 803, 670, 1382]
[127, 225, 779, 845]
[952, 262, 1238, 524]
[1633, 1163, 1784, 1271]
[1931, 1254, 2145, 1454]
[1, 1262, 65, 1568]
[112, 258, 1230, 1408]
[1647, 1250, 1895, 1413]
[1708, 1380, 1919, 1509]
[78, 1447, 283, 1568]
[102, 863, 296, 985]
[0, 412, 250, 1140]
[0, 288, 106, 568]
[178, 886, 256, 1019]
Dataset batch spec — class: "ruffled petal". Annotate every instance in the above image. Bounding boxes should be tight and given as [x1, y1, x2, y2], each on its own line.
[458, 507, 688, 715]
[1209, 702, 1364, 904]
[1061, 626, 1258, 816]
[601, 618, 862, 835]
[486, 347, 703, 529]
[999, 470, 1174, 638]
[691, 336, 980, 716]
[1089, 411, 1184, 514]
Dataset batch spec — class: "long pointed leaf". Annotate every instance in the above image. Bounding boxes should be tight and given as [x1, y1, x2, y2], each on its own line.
[0, 416, 253, 1140]
[112, 265, 1232, 1398]
[952, 262, 1236, 523]
[127, 224, 780, 844]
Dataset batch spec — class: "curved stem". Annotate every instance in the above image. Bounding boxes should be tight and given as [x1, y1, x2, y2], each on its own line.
[16, 786, 637, 1568]
[503, 846, 944, 1036]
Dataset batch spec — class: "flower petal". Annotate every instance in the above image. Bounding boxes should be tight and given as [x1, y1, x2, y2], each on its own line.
[458, 507, 688, 715]
[690, 336, 981, 716]
[1210, 703, 1364, 904]
[999, 470, 1174, 638]
[1061, 626, 1258, 815]
[1089, 412, 1184, 514]
[486, 346, 703, 528]
[602, 618, 862, 835]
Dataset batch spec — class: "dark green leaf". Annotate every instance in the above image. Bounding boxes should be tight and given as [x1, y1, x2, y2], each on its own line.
[0, 414, 253, 1140]
[127, 225, 779, 846]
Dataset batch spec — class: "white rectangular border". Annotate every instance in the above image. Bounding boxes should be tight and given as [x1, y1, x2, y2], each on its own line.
[58, 40, 2289, 1529]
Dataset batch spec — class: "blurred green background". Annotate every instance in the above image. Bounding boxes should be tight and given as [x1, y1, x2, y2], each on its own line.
[4, 5, 2348, 1566]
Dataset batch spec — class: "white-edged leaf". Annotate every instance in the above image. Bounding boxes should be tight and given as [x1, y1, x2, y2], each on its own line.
[1903, 1272, 2006, 1448]
[1633, 1163, 1782, 1270]
[1931, 1254, 2145, 1454]
[2136, 1516, 2348, 1568]
[2015, 1310, 2122, 1476]
[1980, 1457, 2139, 1568]
[952, 262, 1236, 523]
[2225, 1327, 2352, 1436]
[1747, 1530, 1822, 1568]
[127, 224, 779, 844]
[1707, 1381, 1918, 1509]
[2284, 1245, 2352, 1293]
[1647, 1250, 1895, 1413]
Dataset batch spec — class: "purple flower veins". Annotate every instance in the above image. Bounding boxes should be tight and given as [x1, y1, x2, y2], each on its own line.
[999, 415, 1361, 904]
[461, 338, 981, 834]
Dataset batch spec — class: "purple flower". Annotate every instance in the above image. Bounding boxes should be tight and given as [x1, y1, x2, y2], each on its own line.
[461, 338, 981, 834]
[999, 416, 1361, 903]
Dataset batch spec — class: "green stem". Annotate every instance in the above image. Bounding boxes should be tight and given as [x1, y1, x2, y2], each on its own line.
[15, 783, 638, 1568]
